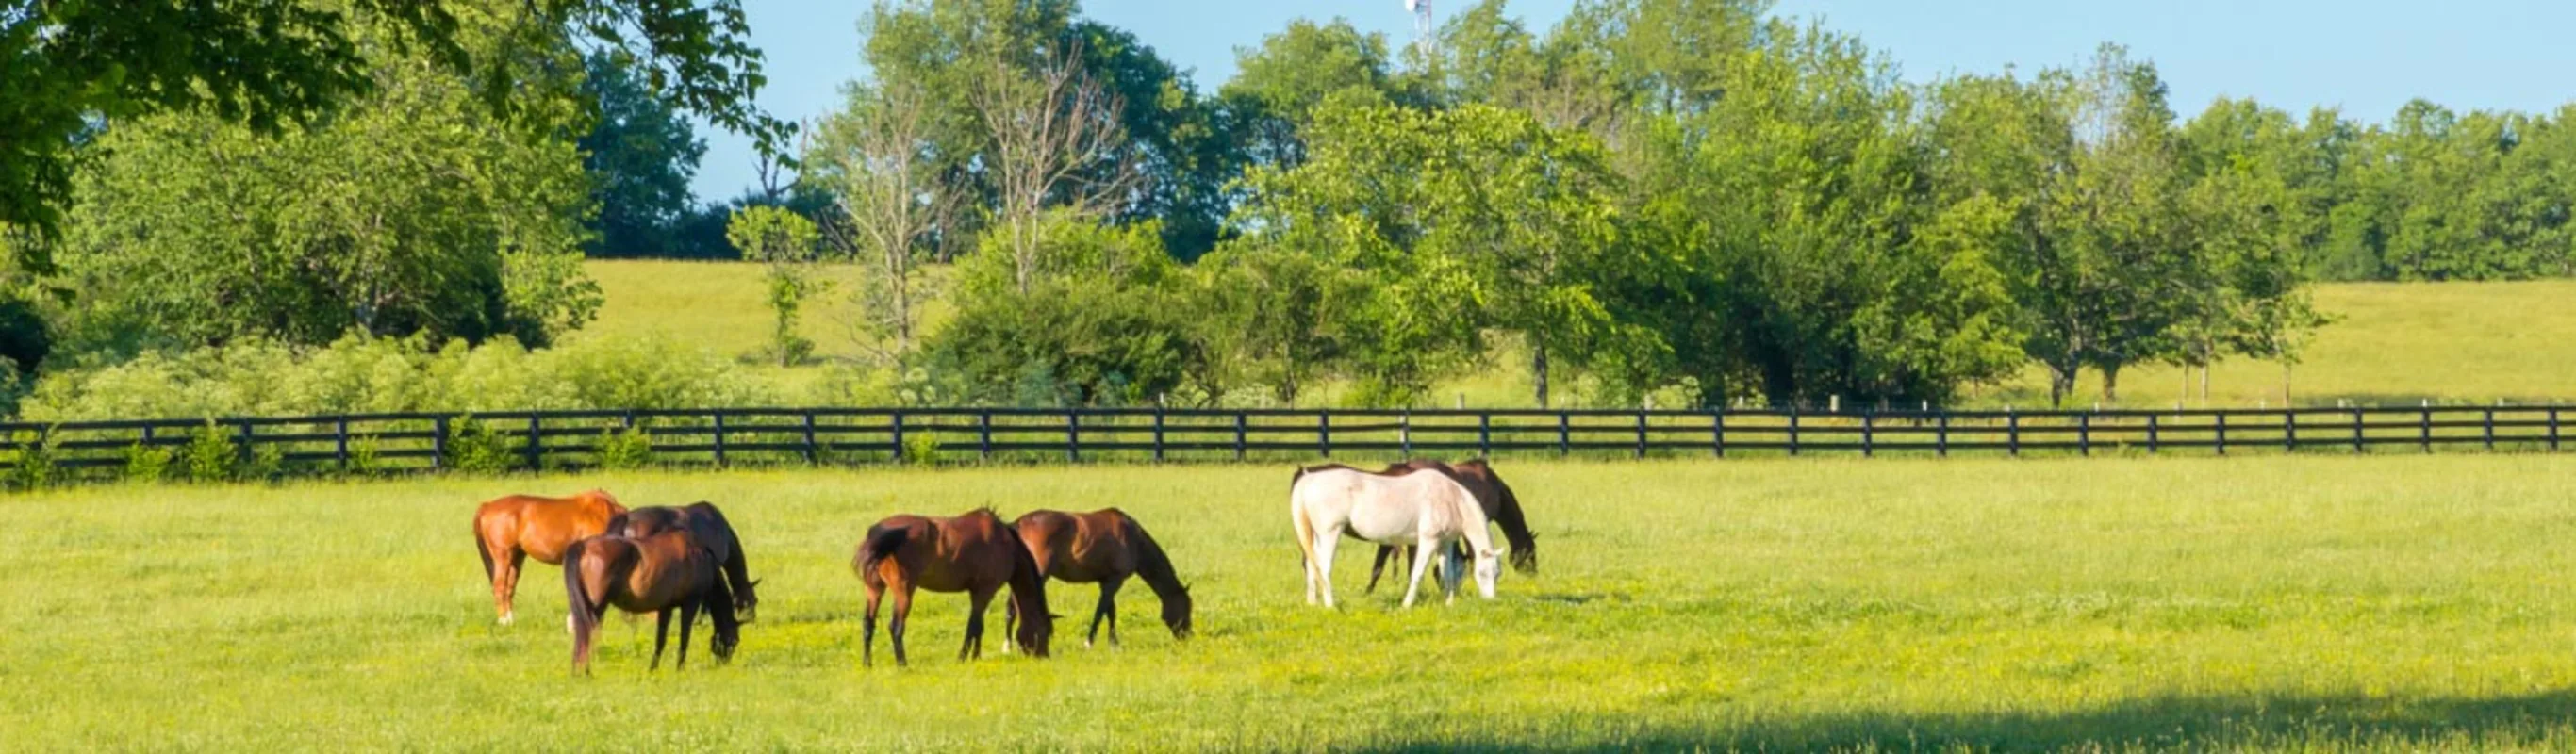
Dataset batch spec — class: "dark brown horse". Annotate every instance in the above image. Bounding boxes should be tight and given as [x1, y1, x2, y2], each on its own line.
[1004, 508, 1191, 648]
[1348, 460, 1539, 594]
[472, 489, 627, 625]
[852, 508, 1052, 666]
[606, 502, 761, 623]
[563, 528, 739, 674]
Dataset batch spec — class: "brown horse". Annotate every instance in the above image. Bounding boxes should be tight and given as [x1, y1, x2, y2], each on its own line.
[1004, 508, 1191, 649]
[851, 508, 1052, 666]
[563, 528, 740, 674]
[472, 489, 627, 624]
[606, 502, 761, 623]
[1348, 460, 1540, 594]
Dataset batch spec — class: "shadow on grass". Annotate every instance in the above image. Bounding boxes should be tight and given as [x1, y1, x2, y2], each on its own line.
[1352, 688, 2576, 751]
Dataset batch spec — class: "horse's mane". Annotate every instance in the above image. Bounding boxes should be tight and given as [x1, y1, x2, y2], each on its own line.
[1114, 510, 1186, 598]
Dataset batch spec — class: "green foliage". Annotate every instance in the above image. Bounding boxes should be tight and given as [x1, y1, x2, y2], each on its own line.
[245, 444, 287, 483]
[593, 425, 654, 470]
[347, 436, 383, 475]
[445, 418, 520, 475]
[6, 429, 56, 491]
[123, 442, 173, 484]
[578, 51, 709, 258]
[728, 206, 828, 366]
[924, 219, 1203, 406]
[182, 422, 239, 484]
[900, 431, 943, 466]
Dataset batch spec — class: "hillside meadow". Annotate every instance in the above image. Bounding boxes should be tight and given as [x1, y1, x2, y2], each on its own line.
[585, 260, 2576, 410]
[7, 455, 2576, 749]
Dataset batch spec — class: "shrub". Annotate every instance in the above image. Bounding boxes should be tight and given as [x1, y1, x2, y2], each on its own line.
[8, 428, 57, 490]
[182, 421, 237, 483]
[900, 431, 942, 466]
[347, 435, 382, 475]
[124, 442, 173, 483]
[595, 425, 654, 470]
[446, 417, 520, 475]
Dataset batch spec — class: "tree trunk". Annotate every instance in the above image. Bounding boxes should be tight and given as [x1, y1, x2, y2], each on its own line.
[2283, 361, 2293, 405]
[2048, 362, 2077, 407]
[2200, 365, 2211, 404]
[1531, 341, 1550, 409]
[2102, 362, 2122, 403]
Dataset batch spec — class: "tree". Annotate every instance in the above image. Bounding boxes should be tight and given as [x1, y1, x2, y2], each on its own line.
[809, 79, 953, 361]
[0, 0, 786, 267]
[727, 206, 826, 366]
[579, 51, 709, 257]
[970, 42, 1137, 296]
[51, 54, 600, 352]
[1218, 19, 1411, 171]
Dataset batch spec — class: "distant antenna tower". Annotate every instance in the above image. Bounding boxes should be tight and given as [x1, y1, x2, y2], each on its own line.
[1405, 0, 1434, 59]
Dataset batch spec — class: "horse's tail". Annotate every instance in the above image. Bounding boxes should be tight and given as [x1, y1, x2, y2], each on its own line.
[998, 524, 1052, 657]
[564, 537, 602, 672]
[852, 524, 908, 587]
[473, 518, 496, 583]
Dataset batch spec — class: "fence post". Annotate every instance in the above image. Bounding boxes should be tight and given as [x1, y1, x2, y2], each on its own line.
[1153, 406, 1167, 464]
[1861, 411, 1874, 458]
[2146, 413, 2159, 454]
[712, 412, 728, 467]
[2484, 406, 2496, 451]
[2077, 412, 2089, 456]
[2551, 408, 2562, 452]
[432, 416, 450, 470]
[335, 417, 351, 470]
[2420, 406, 2433, 453]
[979, 412, 994, 461]
[890, 410, 906, 464]
[237, 419, 255, 470]
[1319, 411, 1332, 459]
[525, 413, 543, 470]
[1635, 410, 1648, 460]
[1711, 409, 1726, 459]
[2006, 409, 2019, 458]
[2351, 408, 2365, 454]
[1936, 412, 1949, 457]
[1789, 405, 1802, 457]
[2284, 411, 2296, 452]
[1479, 413, 1494, 458]
[1065, 411, 1080, 462]
[801, 411, 819, 465]
[1233, 412, 1247, 461]
[1400, 410, 1412, 459]
[1557, 412, 1571, 458]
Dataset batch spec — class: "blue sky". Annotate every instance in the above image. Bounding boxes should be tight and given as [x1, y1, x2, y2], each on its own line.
[690, 0, 2576, 202]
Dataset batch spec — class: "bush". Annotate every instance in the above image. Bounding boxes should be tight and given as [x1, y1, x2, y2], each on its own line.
[446, 417, 520, 475]
[124, 442, 173, 483]
[182, 421, 237, 483]
[594, 425, 654, 470]
[347, 435, 382, 475]
[8, 429, 57, 491]
[900, 431, 942, 466]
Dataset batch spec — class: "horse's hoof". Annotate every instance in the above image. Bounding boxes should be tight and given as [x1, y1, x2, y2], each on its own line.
[564, 615, 576, 633]
[498, 614, 515, 626]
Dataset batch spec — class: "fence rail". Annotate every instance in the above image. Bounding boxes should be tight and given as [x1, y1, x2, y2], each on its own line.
[1, 403, 2568, 481]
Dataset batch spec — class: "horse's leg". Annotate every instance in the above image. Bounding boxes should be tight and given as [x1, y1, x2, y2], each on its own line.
[1003, 597, 1017, 655]
[1400, 535, 1441, 608]
[890, 586, 914, 667]
[1090, 576, 1127, 647]
[651, 608, 672, 670]
[494, 548, 525, 626]
[862, 582, 883, 667]
[676, 600, 698, 670]
[1312, 527, 1342, 609]
[963, 586, 994, 662]
[1363, 546, 1392, 595]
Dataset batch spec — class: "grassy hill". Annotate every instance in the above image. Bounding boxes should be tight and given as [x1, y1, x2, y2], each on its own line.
[584, 259, 2576, 408]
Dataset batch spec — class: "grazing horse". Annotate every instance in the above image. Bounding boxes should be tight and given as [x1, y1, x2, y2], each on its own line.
[563, 529, 739, 674]
[1360, 460, 1540, 594]
[1291, 465, 1501, 609]
[851, 508, 1052, 666]
[607, 502, 762, 623]
[1004, 508, 1192, 650]
[472, 489, 627, 625]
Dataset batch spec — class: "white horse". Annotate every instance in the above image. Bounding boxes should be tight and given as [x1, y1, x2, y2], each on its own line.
[1290, 465, 1501, 608]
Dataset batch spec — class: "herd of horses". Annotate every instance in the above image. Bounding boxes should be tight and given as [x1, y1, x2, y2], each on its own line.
[467, 459, 1542, 673]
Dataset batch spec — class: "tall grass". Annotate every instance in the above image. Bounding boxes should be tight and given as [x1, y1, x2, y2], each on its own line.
[5, 456, 2576, 749]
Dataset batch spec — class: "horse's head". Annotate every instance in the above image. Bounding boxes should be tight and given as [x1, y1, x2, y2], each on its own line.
[707, 588, 743, 664]
[735, 577, 762, 624]
[1161, 583, 1194, 639]
[1472, 547, 1502, 599]
[1509, 535, 1539, 576]
[1016, 609, 1056, 658]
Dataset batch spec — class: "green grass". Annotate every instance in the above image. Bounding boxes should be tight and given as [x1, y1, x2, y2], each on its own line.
[586, 260, 2576, 409]
[9, 456, 2576, 749]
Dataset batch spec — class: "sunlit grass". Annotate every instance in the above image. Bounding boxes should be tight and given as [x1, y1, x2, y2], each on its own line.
[6, 455, 2576, 749]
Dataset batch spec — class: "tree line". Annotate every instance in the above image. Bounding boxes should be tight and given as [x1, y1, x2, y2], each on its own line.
[8, 0, 2574, 412]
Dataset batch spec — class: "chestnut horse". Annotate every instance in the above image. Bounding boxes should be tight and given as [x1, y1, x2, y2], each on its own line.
[606, 502, 761, 623]
[1358, 460, 1540, 594]
[472, 489, 627, 624]
[1003, 508, 1191, 649]
[852, 508, 1052, 666]
[563, 528, 739, 674]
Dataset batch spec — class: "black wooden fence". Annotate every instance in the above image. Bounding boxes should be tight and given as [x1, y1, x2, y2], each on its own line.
[0, 403, 2568, 481]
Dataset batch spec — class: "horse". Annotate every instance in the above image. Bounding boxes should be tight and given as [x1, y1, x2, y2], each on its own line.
[1358, 460, 1540, 594]
[562, 528, 739, 674]
[1290, 465, 1501, 609]
[1003, 508, 1191, 650]
[851, 508, 1052, 666]
[606, 502, 761, 623]
[471, 489, 627, 625]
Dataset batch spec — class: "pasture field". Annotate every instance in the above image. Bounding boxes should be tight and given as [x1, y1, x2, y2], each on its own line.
[8, 456, 2576, 750]
[584, 258, 2576, 409]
